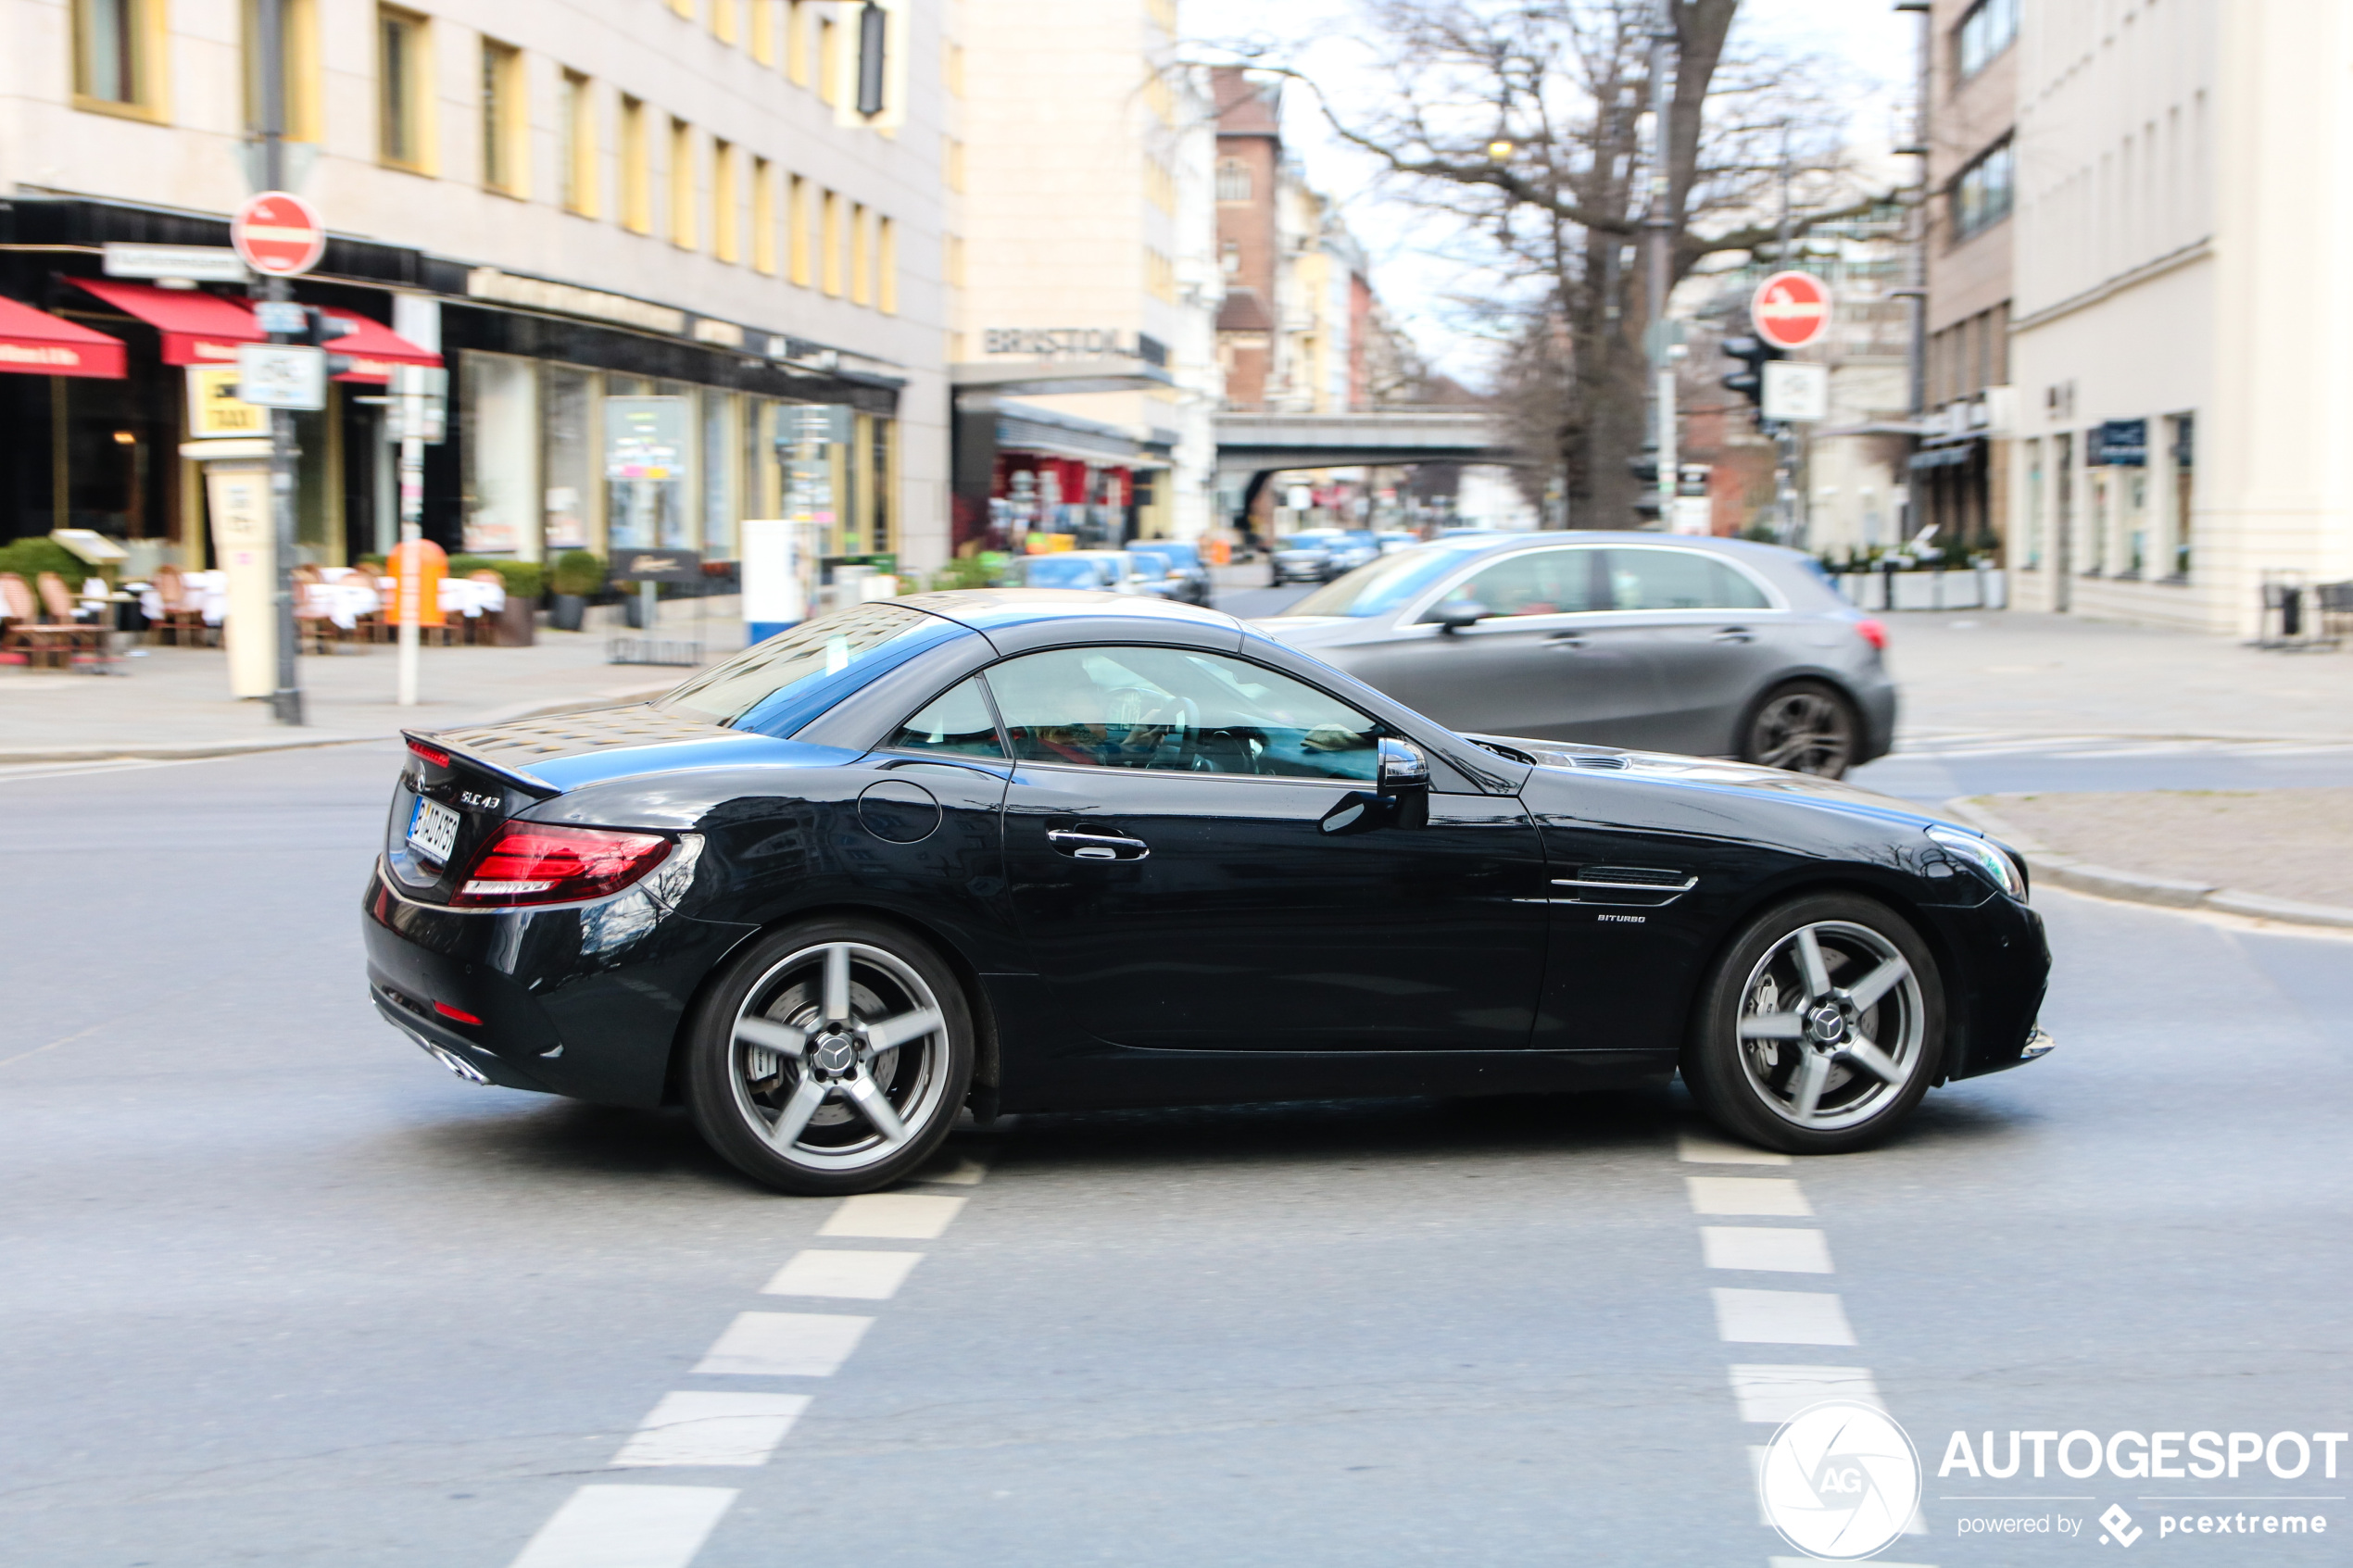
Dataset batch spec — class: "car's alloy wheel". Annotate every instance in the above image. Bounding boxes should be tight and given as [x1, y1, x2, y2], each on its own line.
[1683, 894, 1943, 1155]
[685, 919, 972, 1195]
[1743, 681, 1858, 778]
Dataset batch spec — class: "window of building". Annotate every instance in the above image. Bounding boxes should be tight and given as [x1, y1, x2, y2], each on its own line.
[74, 0, 162, 115]
[752, 157, 777, 274]
[822, 188, 844, 296]
[1147, 155, 1175, 213]
[1956, 0, 2018, 81]
[1147, 247, 1176, 304]
[945, 41, 964, 97]
[670, 118, 698, 249]
[560, 71, 597, 216]
[816, 14, 837, 105]
[481, 38, 525, 196]
[788, 174, 812, 285]
[750, 0, 774, 65]
[1221, 239, 1240, 275]
[850, 203, 872, 306]
[668, 0, 693, 18]
[713, 140, 740, 262]
[620, 96, 651, 233]
[378, 7, 431, 170]
[1952, 137, 2013, 243]
[711, 0, 737, 44]
[944, 136, 964, 194]
[242, 0, 321, 141]
[877, 217, 897, 315]
[853, 0, 887, 118]
[786, 0, 811, 85]
[1216, 158, 1252, 203]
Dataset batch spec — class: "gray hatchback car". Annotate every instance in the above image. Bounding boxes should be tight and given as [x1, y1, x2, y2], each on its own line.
[1255, 533, 1894, 777]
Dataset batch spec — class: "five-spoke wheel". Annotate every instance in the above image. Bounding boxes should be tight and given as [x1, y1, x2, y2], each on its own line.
[1742, 680, 1859, 778]
[684, 918, 973, 1195]
[1684, 894, 1943, 1154]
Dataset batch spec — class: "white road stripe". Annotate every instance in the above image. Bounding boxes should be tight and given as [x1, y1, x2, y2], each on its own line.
[507, 1485, 736, 1568]
[1677, 1132, 1792, 1166]
[1702, 1226, 1833, 1273]
[1686, 1176, 1813, 1216]
[1712, 1288, 1856, 1346]
[1727, 1363, 1884, 1422]
[610, 1392, 812, 1468]
[691, 1312, 873, 1377]
[761, 1249, 924, 1300]
[819, 1192, 967, 1238]
[925, 1157, 990, 1185]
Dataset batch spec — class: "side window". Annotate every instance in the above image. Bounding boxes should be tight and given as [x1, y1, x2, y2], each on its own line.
[1604, 548, 1772, 611]
[1430, 548, 1601, 619]
[887, 677, 1004, 758]
[985, 646, 1380, 781]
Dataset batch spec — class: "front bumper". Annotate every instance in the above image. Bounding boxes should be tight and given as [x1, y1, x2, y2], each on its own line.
[360, 862, 757, 1107]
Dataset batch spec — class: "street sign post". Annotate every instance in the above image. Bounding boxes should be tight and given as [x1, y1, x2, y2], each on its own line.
[1761, 360, 1831, 422]
[1750, 270, 1832, 351]
[390, 363, 449, 708]
[234, 344, 327, 410]
[102, 243, 250, 283]
[231, 192, 326, 278]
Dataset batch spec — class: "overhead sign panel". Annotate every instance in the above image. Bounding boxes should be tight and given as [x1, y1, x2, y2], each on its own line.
[103, 243, 250, 283]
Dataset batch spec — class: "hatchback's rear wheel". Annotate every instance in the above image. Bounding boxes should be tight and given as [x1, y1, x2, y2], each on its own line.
[1682, 893, 1943, 1155]
[1742, 680, 1858, 778]
[684, 918, 973, 1195]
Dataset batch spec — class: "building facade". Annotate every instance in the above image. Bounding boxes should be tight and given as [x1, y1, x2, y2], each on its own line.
[949, 0, 1223, 551]
[2, 0, 950, 577]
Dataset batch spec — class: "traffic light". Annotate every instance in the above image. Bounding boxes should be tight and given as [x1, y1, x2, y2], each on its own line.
[1629, 452, 1663, 521]
[1721, 332, 1785, 409]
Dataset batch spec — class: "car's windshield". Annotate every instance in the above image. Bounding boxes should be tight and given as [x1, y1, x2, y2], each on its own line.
[1126, 550, 1171, 576]
[1279, 539, 1497, 619]
[1020, 556, 1109, 589]
[655, 602, 963, 734]
[1152, 543, 1201, 569]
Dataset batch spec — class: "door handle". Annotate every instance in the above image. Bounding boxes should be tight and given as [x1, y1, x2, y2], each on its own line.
[1046, 828, 1150, 861]
[1712, 627, 1755, 643]
[1544, 633, 1588, 650]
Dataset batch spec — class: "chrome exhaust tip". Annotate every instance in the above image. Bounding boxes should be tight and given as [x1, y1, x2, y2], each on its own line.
[2020, 1027, 2056, 1064]
[408, 1031, 491, 1085]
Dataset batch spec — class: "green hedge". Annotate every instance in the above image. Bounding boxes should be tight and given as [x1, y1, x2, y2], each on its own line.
[447, 555, 546, 600]
[0, 538, 99, 586]
[549, 549, 607, 596]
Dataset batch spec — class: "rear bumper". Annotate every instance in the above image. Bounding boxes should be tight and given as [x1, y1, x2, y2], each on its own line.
[360, 862, 757, 1108]
[1855, 674, 1899, 764]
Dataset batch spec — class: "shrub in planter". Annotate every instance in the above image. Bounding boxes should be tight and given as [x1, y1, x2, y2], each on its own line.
[548, 550, 604, 631]
[0, 538, 95, 588]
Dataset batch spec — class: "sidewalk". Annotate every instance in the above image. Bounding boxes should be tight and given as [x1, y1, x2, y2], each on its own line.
[0, 606, 746, 764]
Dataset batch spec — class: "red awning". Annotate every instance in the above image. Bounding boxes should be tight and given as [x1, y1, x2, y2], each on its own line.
[0, 296, 125, 379]
[66, 277, 441, 384]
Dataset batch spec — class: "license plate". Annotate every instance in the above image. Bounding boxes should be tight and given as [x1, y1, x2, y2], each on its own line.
[408, 797, 462, 863]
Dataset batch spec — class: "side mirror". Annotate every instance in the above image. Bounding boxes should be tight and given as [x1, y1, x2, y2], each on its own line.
[1376, 737, 1430, 797]
[1431, 600, 1489, 633]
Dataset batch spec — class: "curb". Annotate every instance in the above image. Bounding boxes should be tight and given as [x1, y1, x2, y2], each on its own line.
[0, 686, 674, 768]
[1944, 797, 2353, 932]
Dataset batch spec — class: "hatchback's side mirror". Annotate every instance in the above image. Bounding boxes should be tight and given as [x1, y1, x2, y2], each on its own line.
[1431, 600, 1489, 633]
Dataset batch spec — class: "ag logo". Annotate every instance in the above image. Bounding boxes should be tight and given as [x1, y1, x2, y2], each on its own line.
[1758, 1400, 1922, 1560]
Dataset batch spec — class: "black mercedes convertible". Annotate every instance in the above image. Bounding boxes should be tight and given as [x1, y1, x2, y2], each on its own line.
[364, 591, 2052, 1195]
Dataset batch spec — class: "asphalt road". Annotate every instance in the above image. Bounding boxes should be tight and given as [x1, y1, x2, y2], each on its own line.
[4, 735, 2349, 1568]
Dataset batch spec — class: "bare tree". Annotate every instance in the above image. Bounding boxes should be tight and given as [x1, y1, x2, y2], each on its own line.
[1244, 0, 1880, 525]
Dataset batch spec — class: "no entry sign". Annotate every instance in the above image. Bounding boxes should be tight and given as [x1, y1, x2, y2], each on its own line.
[231, 192, 326, 278]
[1750, 270, 1832, 351]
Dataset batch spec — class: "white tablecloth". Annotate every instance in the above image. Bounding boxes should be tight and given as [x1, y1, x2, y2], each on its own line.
[138, 571, 502, 627]
[141, 571, 229, 625]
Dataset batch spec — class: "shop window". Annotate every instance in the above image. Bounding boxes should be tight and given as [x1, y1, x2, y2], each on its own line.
[558, 71, 597, 215]
[1951, 138, 2013, 243]
[670, 119, 698, 250]
[2171, 413, 2195, 580]
[243, 0, 321, 142]
[870, 418, 892, 554]
[620, 97, 651, 233]
[752, 157, 777, 274]
[74, 0, 164, 117]
[877, 217, 898, 316]
[378, 7, 432, 171]
[460, 353, 541, 557]
[822, 189, 844, 297]
[701, 391, 737, 558]
[1216, 159, 1252, 203]
[480, 39, 525, 196]
[1955, 0, 2017, 82]
[543, 367, 597, 553]
[713, 140, 740, 263]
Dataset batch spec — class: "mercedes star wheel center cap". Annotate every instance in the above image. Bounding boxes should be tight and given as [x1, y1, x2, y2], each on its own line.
[814, 1036, 857, 1074]
[1808, 1006, 1846, 1044]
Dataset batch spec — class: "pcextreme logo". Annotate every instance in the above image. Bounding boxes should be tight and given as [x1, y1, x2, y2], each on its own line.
[1759, 1400, 1923, 1561]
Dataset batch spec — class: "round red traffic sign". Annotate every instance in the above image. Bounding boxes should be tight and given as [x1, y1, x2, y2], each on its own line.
[232, 191, 326, 278]
[1750, 270, 1832, 351]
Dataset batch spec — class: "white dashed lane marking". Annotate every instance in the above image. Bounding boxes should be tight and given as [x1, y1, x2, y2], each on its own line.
[818, 1192, 968, 1238]
[610, 1392, 812, 1469]
[692, 1310, 875, 1376]
[1727, 1364, 1887, 1423]
[1712, 1287, 1858, 1346]
[1678, 1133, 1793, 1166]
[1686, 1176, 1814, 1216]
[1701, 1225, 1834, 1274]
[761, 1248, 925, 1300]
[507, 1485, 737, 1568]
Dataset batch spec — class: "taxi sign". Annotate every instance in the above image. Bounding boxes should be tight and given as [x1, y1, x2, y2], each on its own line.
[232, 192, 326, 278]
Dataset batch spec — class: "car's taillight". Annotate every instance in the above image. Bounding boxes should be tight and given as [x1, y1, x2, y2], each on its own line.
[408, 738, 451, 768]
[1855, 618, 1888, 652]
[449, 822, 673, 908]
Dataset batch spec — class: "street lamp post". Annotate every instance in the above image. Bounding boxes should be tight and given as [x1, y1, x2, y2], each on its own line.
[257, 0, 302, 725]
[1644, 0, 1679, 531]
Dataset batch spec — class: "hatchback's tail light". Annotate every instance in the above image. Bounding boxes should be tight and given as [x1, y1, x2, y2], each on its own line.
[1855, 618, 1888, 652]
[450, 822, 673, 908]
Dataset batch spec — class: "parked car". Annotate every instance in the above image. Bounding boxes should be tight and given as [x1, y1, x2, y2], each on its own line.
[1326, 531, 1382, 575]
[1131, 540, 1212, 605]
[1012, 551, 1151, 594]
[1268, 529, 1346, 585]
[367, 590, 2049, 1195]
[1256, 533, 1894, 778]
[1122, 548, 1184, 601]
[1374, 532, 1421, 556]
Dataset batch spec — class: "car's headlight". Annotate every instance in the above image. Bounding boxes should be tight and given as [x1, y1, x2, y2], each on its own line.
[1926, 825, 2027, 900]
